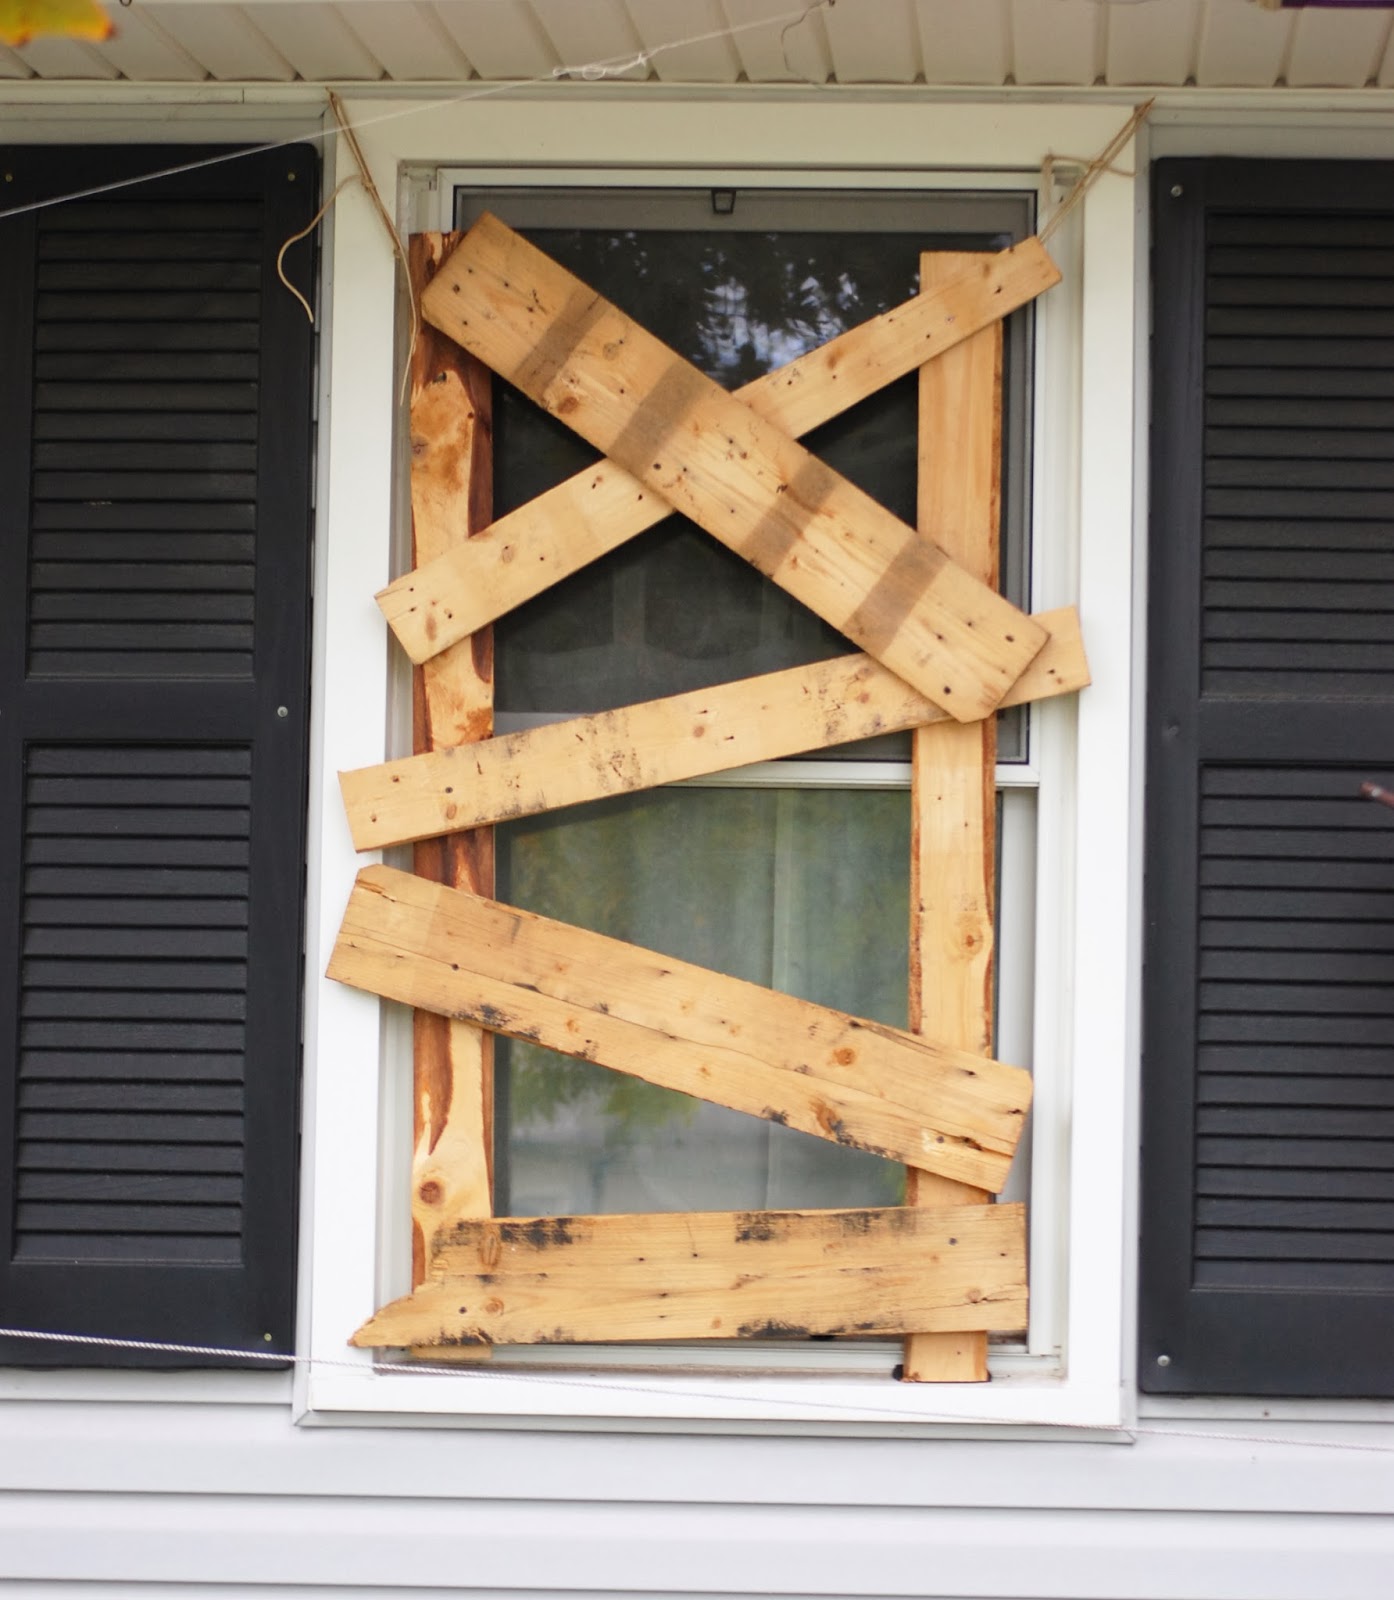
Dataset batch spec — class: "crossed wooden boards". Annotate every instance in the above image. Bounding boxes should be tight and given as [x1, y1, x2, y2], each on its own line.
[329, 214, 1087, 1359]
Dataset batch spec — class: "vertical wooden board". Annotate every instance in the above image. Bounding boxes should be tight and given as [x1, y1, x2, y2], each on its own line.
[407, 233, 495, 1332]
[905, 253, 1004, 1383]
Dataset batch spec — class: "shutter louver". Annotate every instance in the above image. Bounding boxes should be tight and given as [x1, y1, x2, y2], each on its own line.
[29, 197, 262, 681]
[1142, 159, 1394, 1396]
[16, 746, 251, 1267]
[1203, 209, 1394, 699]
[0, 145, 316, 1367]
[1195, 763, 1394, 1294]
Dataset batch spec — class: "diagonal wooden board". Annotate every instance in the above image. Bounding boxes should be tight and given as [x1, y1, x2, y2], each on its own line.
[340, 606, 1088, 852]
[412, 214, 1047, 723]
[351, 1202, 1027, 1348]
[328, 865, 1032, 1194]
[379, 237, 1061, 666]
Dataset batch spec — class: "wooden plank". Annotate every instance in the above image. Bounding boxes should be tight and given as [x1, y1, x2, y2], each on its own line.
[408, 215, 1048, 721]
[380, 233, 1059, 667]
[328, 865, 1033, 1194]
[351, 1201, 1028, 1347]
[904, 252, 1002, 1384]
[340, 605, 1088, 851]
[404, 233, 494, 1343]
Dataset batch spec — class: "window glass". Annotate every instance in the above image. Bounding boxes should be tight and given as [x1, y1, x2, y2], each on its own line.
[454, 187, 1032, 1224]
[456, 189, 1033, 759]
[496, 788, 910, 1215]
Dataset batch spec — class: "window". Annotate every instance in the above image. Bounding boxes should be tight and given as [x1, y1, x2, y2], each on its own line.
[469, 187, 1036, 1230]
[0, 145, 317, 1367]
[328, 185, 1055, 1362]
[1142, 157, 1394, 1397]
[305, 98, 1136, 1429]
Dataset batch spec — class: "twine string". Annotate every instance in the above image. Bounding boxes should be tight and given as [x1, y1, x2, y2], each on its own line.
[4, 1325, 1394, 1455]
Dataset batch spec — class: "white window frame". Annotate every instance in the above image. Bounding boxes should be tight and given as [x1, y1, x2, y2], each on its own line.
[300, 95, 1137, 1432]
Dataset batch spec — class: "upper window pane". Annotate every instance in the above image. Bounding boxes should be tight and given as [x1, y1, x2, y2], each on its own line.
[452, 186, 1034, 759]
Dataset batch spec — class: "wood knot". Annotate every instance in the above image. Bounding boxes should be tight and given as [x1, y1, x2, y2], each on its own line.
[417, 1180, 443, 1206]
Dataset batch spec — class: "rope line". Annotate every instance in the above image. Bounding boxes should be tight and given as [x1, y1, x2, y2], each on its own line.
[276, 173, 357, 323]
[5, 1326, 1394, 1455]
[1039, 97, 1153, 243]
[0, 2, 835, 224]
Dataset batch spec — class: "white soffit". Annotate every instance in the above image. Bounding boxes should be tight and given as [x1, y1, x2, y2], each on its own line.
[6, 0, 1394, 94]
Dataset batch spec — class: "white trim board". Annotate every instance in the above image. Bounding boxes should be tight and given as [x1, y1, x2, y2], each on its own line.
[299, 95, 1137, 1431]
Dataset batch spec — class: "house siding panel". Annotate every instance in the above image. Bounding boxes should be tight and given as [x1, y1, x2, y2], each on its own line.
[0, 1404, 1392, 1596]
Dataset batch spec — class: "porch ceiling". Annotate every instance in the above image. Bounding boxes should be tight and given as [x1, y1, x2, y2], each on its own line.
[4, 0, 1394, 93]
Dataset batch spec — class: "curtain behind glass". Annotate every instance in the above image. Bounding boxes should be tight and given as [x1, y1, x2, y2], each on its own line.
[497, 788, 910, 1216]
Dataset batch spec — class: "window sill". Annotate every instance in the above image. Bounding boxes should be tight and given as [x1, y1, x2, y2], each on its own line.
[300, 1350, 1123, 1437]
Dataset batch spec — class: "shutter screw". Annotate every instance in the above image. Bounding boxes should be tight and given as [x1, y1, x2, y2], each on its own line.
[277, 705, 289, 719]
[263, 1332, 274, 1343]
[1156, 1353, 1172, 1367]
[1170, 184, 1183, 198]
[288, 171, 297, 181]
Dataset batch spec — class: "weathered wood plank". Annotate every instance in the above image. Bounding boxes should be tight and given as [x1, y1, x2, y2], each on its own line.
[904, 252, 1003, 1384]
[377, 236, 1061, 664]
[340, 605, 1088, 851]
[411, 215, 1047, 722]
[328, 865, 1032, 1194]
[405, 233, 494, 1337]
[351, 1202, 1028, 1347]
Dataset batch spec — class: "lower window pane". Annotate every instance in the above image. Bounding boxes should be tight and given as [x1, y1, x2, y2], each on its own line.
[495, 787, 910, 1216]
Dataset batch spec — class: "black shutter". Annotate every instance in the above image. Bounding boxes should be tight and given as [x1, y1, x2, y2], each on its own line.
[1142, 158, 1394, 1396]
[0, 146, 316, 1366]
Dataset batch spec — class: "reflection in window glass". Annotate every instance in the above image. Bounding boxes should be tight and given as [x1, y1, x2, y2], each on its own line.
[491, 228, 923, 717]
